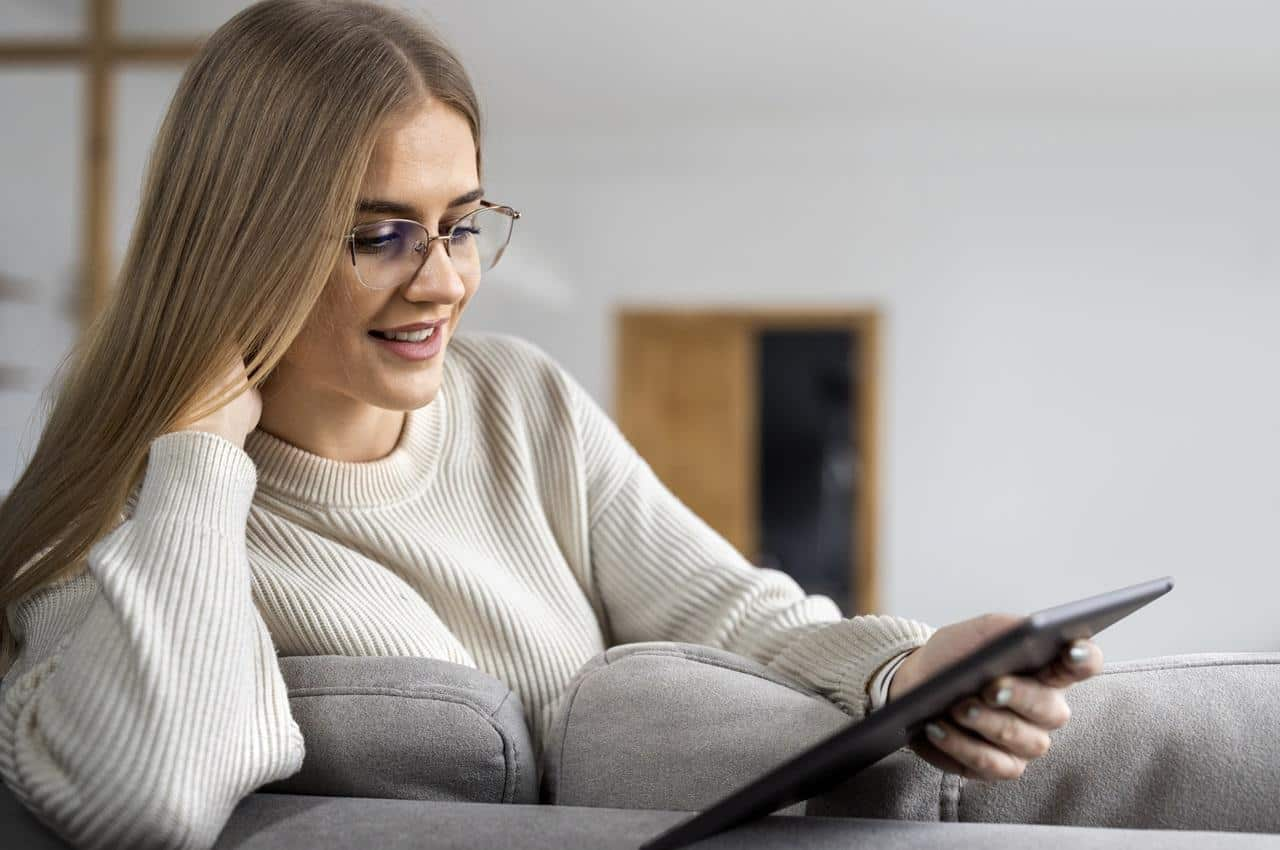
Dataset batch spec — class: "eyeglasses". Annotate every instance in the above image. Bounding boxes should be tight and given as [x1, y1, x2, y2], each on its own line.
[342, 199, 521, 290]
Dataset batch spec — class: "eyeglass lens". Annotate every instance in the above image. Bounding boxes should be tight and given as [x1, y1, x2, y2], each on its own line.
[350, 207, 513, 290]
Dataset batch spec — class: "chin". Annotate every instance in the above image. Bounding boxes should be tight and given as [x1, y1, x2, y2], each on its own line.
[404, 376, 444, 409]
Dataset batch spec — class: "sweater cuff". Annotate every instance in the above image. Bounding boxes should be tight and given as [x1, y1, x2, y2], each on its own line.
[766, 614, 935, 724]
[132, 430, 259, 535]
[868, 647, 917, 712]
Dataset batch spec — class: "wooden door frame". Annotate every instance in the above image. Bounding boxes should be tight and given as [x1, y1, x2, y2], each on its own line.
[0, 0, 203, 338]
[614, 306, 882, 615]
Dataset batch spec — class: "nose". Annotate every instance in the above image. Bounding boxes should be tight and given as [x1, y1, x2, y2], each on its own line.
[406, 235, 466, 301]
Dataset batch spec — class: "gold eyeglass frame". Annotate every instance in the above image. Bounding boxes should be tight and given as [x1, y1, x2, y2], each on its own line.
[342, 198, 522, 290]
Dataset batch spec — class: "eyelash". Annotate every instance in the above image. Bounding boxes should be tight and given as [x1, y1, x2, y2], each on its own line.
[358, 214, 472, 231]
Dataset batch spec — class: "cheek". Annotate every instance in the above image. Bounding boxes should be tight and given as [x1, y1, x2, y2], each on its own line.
[288, 289, 372, 364]
[458, 277, 481, 312]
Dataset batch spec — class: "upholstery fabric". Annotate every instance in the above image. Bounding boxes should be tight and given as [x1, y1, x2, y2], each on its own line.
[955, 652, 1280, 832]
[540, 641, 854, 814]
[814, 652, 1280, 833]
[258, 655, 537, 804]
[2, 649, 1278, 848]
[542, 642, 1280, 833]
[5, 786, 1278, 849]
[220, 797, 1280, 849]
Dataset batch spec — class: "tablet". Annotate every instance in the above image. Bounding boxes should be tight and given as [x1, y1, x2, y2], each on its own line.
[639, 575, 1174, 850]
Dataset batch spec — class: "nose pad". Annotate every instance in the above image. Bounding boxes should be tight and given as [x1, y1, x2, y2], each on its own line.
[409, 237, 466, 298]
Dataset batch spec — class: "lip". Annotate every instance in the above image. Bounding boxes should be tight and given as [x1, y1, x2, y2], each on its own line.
[369, 324, 446, 361]
[370, 317, 449, 334]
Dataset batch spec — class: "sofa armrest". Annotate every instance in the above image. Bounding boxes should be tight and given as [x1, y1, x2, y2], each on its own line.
[258, 655, 538, 804]
[0, 655, 538, 848]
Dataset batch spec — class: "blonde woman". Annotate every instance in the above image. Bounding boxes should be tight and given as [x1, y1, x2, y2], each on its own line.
[0, 2, 1101, 848]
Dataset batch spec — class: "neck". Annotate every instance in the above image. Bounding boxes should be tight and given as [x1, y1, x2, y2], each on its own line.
[257, 374, 407, 463]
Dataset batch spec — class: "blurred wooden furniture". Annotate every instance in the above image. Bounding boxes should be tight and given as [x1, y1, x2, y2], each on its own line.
[615, 307, 880, 615]
[0, 0, 202, 335]
[0, 274, 40, 389]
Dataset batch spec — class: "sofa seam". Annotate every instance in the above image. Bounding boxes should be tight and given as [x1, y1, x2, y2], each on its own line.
[490, 689, 521, 803]
[551, 659, 608, 804]
[611, 648, 821, 700]
[1098, 658, 1280, 675]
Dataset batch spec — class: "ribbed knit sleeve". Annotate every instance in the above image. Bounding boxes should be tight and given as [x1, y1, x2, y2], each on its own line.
[0, 430, 304, 850]
[571, 371, 936, 725]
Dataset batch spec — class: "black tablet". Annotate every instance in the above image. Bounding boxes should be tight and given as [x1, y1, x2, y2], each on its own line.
[639, 575, 1175, 850]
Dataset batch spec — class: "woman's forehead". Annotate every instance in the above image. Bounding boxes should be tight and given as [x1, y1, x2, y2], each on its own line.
[362, 104, 477, 211]
[368, 102, 475, 174]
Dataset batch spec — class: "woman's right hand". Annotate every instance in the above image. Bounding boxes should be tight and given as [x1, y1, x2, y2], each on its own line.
[888, 613, 1100, 782]
[177, 355, 262, 448]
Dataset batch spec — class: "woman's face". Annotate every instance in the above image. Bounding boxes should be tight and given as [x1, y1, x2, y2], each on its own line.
[273, 97, 481, 412]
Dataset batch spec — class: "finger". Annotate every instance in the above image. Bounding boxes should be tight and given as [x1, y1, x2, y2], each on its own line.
[907, 739, 972, 778]
[949, 699, 1052, 760]
[921, 719, 1027, 781]
[1035, 639, 1104, 688]
[981, 675, 1072, 730]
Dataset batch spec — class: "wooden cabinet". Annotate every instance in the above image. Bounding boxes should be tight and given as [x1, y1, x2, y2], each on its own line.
[614, 308, 880, 615]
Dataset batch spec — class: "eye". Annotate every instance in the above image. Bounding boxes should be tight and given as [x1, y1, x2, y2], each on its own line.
[448, 224, 480, 243]
[353, 232, 399, 253]
[351, 222, 406, 255]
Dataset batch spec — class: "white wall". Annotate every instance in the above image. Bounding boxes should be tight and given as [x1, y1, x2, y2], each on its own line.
[2, 0, 1277, 660]
[470, 112, 1280, 661]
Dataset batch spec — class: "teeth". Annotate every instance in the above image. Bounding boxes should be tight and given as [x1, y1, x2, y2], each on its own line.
[375, 326, 435, 342]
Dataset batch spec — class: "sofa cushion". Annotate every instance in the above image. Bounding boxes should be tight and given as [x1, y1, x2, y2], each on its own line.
[539, 641, 853, 814]
[810, 651, 1280, 833]
[209, 796, 1280, 849]
[258, 655, 537, 804]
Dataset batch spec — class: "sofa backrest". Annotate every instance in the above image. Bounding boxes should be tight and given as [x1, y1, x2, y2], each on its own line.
[787, 650, 1280, 832]
[542, 642, 1280, 834]
[540, 640, 850, 814]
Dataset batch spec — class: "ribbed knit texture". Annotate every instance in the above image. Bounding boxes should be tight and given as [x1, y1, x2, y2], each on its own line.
[0, 331, 934, 850]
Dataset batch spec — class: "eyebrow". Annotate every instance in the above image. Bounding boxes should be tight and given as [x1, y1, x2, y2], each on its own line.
[355, 186, 484, 219]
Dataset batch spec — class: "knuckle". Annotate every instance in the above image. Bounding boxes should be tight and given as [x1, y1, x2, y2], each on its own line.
[985, 679, 1011, 705]
[970, 750, 995, 775]
[998, 720, 1018, 745]
[953, 701, 980, 726]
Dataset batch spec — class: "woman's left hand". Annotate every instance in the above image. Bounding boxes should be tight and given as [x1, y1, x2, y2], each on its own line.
[886, 613, 1104, 782]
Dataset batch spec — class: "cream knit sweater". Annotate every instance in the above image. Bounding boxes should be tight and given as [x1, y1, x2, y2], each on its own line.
[0, 331, 934, 850]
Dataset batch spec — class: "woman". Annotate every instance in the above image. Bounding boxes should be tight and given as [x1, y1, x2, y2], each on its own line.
[0, 2, 1101, 848]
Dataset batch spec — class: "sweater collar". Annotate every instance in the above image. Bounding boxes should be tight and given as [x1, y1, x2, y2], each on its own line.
[243, 381, 449, 510]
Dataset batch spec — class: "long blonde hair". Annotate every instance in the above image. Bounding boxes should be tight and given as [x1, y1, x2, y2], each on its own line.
[0, 0, 483, 676]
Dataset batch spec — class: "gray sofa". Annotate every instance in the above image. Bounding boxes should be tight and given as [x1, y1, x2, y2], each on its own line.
[3, 643, 1278, 849]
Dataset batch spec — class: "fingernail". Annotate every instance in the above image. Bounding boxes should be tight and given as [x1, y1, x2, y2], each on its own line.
[994, 686, 1013, 706]
[925, 722, 947, 742]
[1068, 642, 1090, 665]
[965, 704, 981, 721]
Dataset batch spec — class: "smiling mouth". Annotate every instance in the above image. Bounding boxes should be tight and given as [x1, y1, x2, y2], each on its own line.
[368, 326, 439, 341]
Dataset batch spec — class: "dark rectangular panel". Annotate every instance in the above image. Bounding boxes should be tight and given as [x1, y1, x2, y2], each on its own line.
[757, 330, 856, 613]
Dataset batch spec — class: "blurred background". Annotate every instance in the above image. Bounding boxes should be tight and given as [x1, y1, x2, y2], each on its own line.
[2, 1, 1276, 661]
